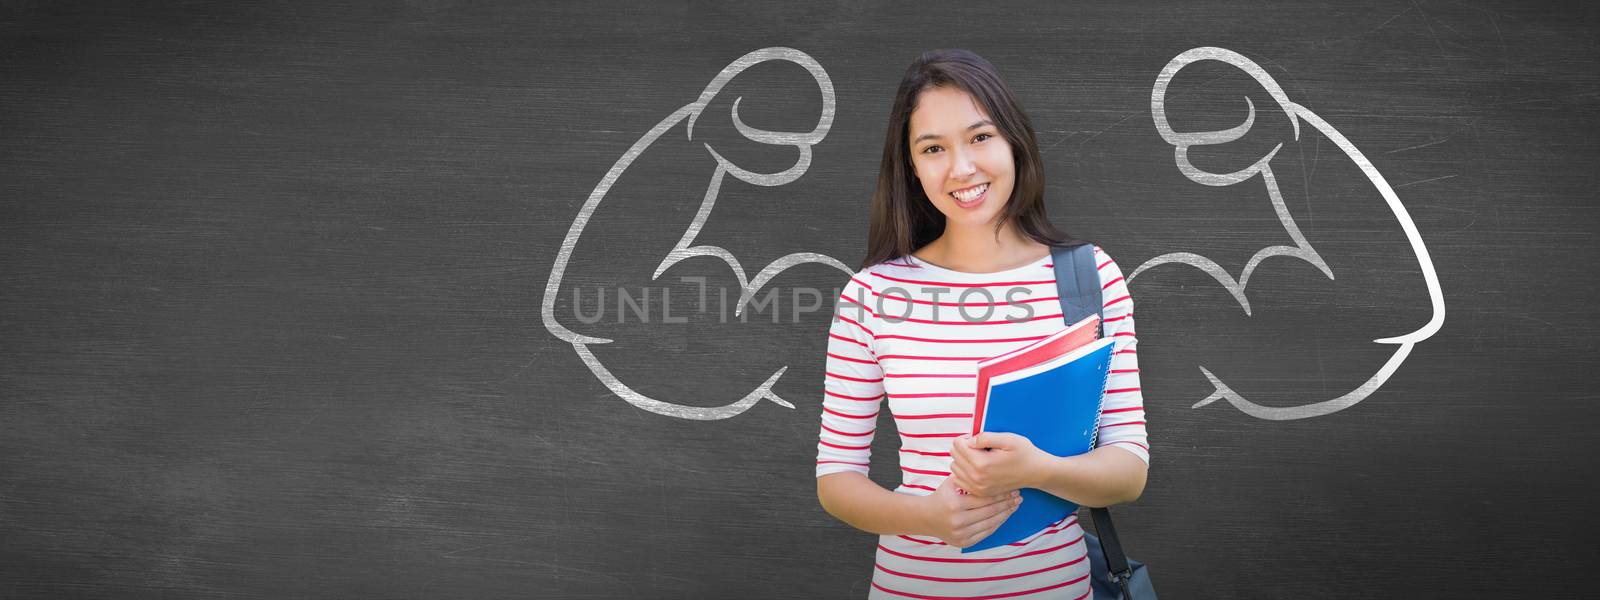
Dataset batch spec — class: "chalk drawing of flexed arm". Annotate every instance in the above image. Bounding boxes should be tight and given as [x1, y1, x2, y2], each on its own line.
[541, 47, 850, 420]
[1131, 47, 1447, 420]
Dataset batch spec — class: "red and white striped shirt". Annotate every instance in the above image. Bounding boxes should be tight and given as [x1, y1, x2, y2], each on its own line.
[816, 246, 1150, 599]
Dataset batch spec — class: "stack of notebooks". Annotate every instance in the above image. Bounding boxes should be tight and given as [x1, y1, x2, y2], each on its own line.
[963, 314, 1117, 553]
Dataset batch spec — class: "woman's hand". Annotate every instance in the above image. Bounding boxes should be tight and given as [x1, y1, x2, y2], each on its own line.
[916, 477, 1022, 548]
[949, 432, 1047, 497]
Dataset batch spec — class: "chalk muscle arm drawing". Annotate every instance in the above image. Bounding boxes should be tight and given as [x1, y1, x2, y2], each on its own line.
[540, 47, 850, 420]
[543, 46, 1445, 422]
[1132, 47, 1446, 420]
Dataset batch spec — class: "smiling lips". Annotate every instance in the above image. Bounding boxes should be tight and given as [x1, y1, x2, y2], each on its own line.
[951, 182, 989, 208]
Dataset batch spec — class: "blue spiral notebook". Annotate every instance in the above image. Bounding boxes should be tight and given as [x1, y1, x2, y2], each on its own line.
[962, 333, 1117, 553]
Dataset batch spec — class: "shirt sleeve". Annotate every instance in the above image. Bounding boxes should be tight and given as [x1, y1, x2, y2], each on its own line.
[1094, 247, 1151, 464]
[815, 272, 887, 478]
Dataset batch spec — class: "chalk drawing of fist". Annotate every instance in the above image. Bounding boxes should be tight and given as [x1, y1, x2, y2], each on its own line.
[1130, 47, 1447, 420]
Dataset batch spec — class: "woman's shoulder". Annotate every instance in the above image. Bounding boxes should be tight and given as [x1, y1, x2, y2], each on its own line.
[1063, 242, 1122, 271]
[1087, 244, 1130, 275]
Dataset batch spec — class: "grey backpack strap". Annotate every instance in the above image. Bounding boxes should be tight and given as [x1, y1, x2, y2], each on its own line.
[1092, 504, 1136, 597]
[1049, 242, 1103, 338]
[1050, 241, 1139, 597]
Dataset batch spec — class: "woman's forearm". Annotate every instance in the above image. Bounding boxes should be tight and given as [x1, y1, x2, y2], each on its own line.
[1030, 446, 1148, 508]
[816, 472, 929, 536]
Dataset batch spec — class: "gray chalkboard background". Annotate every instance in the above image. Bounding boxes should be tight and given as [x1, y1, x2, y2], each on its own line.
[4, 1, 1598, 598]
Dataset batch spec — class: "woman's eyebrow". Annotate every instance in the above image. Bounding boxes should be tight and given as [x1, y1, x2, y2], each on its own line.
[911, 119, 996, 145]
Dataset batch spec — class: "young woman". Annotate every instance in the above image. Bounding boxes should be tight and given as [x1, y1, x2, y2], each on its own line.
[815, 49, 1150, 598]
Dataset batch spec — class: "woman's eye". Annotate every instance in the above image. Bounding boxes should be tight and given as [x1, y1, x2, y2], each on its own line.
[974, 133, 993, 142]
[921, 145, 942, 154]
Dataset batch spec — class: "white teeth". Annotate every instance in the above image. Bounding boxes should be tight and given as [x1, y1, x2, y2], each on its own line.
[952, 183, 988, 202]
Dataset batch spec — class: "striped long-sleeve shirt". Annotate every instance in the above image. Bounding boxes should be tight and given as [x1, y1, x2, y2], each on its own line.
[816, 246, 1150, 599]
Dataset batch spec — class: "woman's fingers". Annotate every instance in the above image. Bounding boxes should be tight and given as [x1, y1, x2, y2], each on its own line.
[959, 489, 1015, 511]
[954, 492, 1018, 530]
[949, 439, 972, 464]
[951, 458, 1001, 496]
[948, 463, 975, 496]
[955, 495, 1022, 546]
[949, 444, 977, 473]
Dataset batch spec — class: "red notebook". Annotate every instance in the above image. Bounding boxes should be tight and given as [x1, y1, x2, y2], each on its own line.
[971, 314, 1101, 434]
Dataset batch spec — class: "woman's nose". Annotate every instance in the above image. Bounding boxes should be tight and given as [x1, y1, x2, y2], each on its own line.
[950, 149, 977, 179]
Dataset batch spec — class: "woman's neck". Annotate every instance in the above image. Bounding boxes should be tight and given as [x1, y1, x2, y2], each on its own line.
[916, 221, 1049, 274]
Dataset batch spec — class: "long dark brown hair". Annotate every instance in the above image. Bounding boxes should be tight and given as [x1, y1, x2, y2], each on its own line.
[862, 49, 1077, 270]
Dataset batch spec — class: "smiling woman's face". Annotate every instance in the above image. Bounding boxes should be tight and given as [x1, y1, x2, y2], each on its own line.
[907, 86, 1015, 230]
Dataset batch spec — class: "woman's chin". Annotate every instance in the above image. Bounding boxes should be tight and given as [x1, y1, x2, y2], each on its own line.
[942, 211, 1003, 230]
